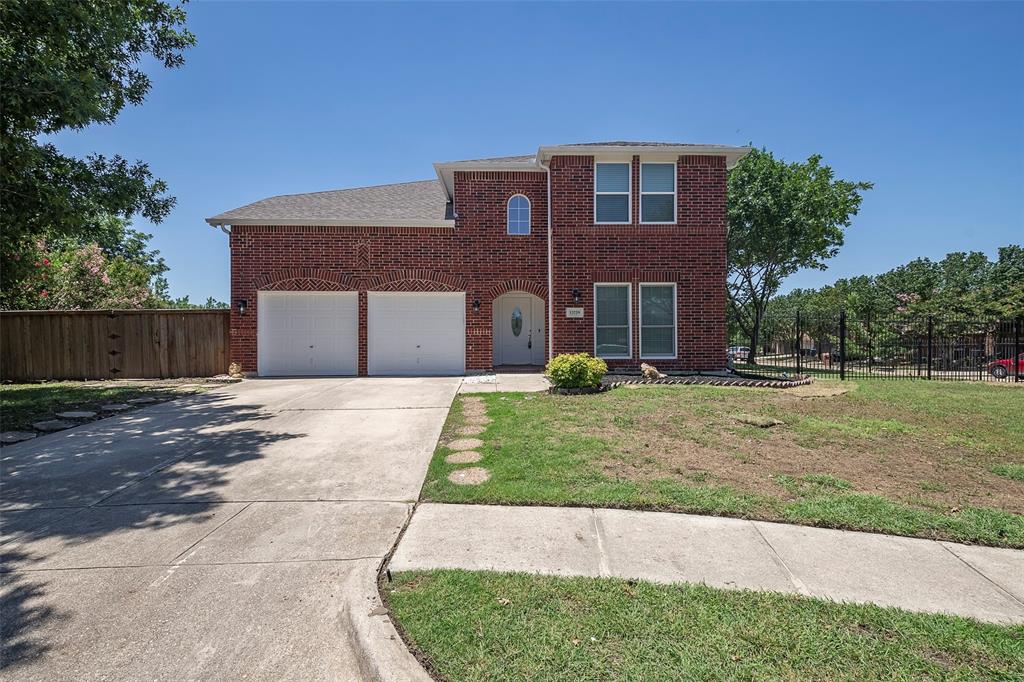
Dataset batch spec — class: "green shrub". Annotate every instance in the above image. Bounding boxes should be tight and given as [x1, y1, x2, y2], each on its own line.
[545, 353, 608, 389]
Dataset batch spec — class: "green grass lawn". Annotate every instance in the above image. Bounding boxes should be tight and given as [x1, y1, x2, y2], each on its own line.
[422, 381, 1024, 547]
[0, 381, 213, 432]
[386, 570, 1024, 682]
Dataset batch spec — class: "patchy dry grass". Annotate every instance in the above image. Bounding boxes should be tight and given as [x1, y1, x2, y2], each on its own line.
[422, 381, 1024, 547]
[0, 380, 219, 433]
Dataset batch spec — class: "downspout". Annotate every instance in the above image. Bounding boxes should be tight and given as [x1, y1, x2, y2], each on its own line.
[540, 159, 553, 362]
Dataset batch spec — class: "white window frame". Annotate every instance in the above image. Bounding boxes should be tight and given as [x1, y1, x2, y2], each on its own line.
[640, 162, 676, 225]
[639, 282, 677, 360]
[506, 194, 531, 235]
[594, 162, 632, 225]
[593, 282, 632, 359]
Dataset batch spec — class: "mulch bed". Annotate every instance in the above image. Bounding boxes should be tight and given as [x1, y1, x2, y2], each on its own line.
[602, 373, 813, 389]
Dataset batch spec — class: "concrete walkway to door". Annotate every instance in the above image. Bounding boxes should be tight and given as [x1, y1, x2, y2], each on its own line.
[390, 503, 1024, 625]
[2, 377, 458, 681]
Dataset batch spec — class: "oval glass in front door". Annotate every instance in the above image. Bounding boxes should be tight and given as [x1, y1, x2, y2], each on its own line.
[511, 307, 523, 336]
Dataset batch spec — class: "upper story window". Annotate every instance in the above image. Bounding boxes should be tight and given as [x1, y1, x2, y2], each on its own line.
[594, 162, 630, 224]
[641, 163, 676, 223]
[507, 194, 531, 235]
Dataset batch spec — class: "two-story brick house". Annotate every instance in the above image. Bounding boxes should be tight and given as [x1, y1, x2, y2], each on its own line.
[207, 142, 749, 376]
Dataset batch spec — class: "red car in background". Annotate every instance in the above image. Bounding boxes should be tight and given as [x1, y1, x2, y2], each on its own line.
[989, 353, 1024, 379]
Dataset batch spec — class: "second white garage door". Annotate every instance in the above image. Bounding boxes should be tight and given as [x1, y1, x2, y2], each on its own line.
[368, 292, 465, 375]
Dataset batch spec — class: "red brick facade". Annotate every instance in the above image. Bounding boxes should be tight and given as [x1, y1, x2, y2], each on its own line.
[228, 154, 727, 375]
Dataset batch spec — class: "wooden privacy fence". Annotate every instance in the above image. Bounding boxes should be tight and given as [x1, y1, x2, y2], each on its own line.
[1, 310, 230, 381]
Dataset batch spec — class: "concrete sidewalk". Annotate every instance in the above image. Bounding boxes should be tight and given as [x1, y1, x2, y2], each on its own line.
[459, 372, 549, 393]
[390, 503, 1024, 625]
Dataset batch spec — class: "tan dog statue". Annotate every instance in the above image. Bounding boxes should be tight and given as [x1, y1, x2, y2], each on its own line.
[640, 363, 666, 380]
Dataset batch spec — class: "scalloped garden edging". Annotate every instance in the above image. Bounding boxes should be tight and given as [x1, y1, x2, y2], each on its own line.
[547, 374, 813, 393]
[603, 374, 813, 389]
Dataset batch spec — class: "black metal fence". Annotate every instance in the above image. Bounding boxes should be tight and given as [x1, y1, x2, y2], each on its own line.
[731, 313, 1022, 382]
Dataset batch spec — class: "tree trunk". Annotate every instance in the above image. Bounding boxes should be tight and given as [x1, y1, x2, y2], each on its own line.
[748, 309, 762, 365]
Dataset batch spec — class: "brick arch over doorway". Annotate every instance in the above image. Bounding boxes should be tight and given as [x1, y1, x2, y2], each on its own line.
[487, 279, 547, 302]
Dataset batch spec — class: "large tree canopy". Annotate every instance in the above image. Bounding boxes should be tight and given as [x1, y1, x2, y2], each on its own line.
[0, 0, 195, 308]
[727, 148, 872, 362]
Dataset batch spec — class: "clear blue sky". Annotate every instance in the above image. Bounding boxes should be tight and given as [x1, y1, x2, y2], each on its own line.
[50, 1, 1023, 303]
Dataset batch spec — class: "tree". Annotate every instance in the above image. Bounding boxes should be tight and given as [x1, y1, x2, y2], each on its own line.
[6, 215, 173, 309]
[19, 239, 160, 310]
[763, 245, 1023, 325]
[727, 148, 872, 363]
[0, 0, 195, 308]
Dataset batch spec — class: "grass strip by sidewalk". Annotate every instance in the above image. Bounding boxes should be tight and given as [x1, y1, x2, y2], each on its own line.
[386, 570, 1024, 682]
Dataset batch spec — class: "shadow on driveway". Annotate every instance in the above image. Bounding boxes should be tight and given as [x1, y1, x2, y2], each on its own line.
[0, 393, 299, 672]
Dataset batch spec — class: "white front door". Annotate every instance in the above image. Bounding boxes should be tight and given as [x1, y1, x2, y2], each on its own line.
[368, 292, 466, 375]
[497, 294, 536, 365]
[257, 291, 358, 376]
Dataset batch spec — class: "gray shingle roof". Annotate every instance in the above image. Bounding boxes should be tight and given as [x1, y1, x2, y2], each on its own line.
[437, 154, 534, 165]
[207, 179, 451, 226]
[208, 142, 750, 226]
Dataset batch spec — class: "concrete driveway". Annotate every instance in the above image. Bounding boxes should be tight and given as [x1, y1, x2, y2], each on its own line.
[1, 377, 458, 681]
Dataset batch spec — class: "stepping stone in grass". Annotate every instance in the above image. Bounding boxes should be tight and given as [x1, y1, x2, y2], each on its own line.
[456, 425, 485, 436]
[463, 414, 492, 426]
[734, 414, 784, 428]
[100, 403, 131, 412]
[127, 397, 159, 404]
[447, 467, 490, 485]
[445, 451, 482, 464]
[447, 438, 484, 451]
[1, 431, 37, 444]
[56, 411, 97, 419]
[32, 419, 74, 432]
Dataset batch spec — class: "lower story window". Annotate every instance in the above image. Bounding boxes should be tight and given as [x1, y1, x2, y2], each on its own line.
[640, 283, 676, 358]
[594, 284, 631, 359]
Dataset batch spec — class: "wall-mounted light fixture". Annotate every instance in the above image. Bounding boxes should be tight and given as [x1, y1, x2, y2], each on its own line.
[236, 299, 248, 316]
[572, 288, 581, 304]
[472, 298, 481, 312]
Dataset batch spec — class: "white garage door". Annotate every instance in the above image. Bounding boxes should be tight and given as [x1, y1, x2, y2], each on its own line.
[257, 291, 358, 376]
[368, 292, 465, 375]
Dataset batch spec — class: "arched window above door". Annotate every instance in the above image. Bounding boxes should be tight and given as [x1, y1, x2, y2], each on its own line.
[507, 195, 530, 235]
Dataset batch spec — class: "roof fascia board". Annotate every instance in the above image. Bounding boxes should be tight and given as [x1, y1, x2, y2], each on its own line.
[538, 145, 752, 168]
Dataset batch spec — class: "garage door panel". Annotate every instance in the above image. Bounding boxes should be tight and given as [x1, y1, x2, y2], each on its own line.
[258, 291, 358, 376]
[368, 293, 465, 376]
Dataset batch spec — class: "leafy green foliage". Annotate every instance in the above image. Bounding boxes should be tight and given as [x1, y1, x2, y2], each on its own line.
[0, 0, 196, 307]
[544, 353, 608, 388]
[11, 216, 172, 309]
[166, 296, 230, 310]
[769, 245, 1024, 321]
[728, 148, 872, 362]
[387, 570, 1024, 682]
